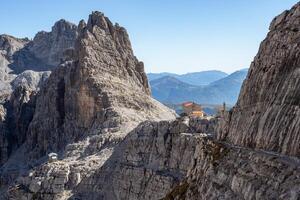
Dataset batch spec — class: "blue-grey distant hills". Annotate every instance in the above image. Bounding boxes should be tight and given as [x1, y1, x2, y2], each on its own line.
[149, 69, 248, 105]
[148, 70, 228, 86]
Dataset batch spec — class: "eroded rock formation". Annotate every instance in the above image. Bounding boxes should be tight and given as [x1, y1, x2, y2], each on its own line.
[0, 19, 77, 166]
[25, 11, 169, 158]
[163, 139, 300, 200]
[1, 2, 300, 200]
[0, 11, 176, 200]
[218, 3, 300, 157]
[164, 3, 300, 200]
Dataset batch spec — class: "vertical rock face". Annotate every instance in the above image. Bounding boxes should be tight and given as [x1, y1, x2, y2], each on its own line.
[10, 20, 77, 74]
[163, 3, 300, 200]
[0, 35, 29, 97]
[0, 20, 77, 166]
[218, 3, 300, 157]
[28, 19, 78, 68]
[73, 118, 216, 200]
[0, 71, 50, 165]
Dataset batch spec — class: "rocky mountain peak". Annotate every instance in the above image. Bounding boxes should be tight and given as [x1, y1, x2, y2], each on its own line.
[52, 19, 77, 34]
[0, 34, 28, 58]
[29, 19, 78, 68]
[77, 11, 150, 95]
[19, 11, 173, 157]
[0, 13, 175, 198]
[269, 2, 300, 31]
[87, 11, 108, 30]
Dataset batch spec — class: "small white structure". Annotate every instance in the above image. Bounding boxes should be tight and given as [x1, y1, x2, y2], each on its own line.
[48, 152, 58, 162]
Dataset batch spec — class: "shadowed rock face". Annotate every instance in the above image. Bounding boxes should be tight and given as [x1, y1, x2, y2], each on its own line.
[0, 20, 77, 166]
[29, 19, 78, 68]
[0, 35, 29, 97]
[0, 20, 77, 98]
[10, 20, 78, 74]
[218, 3, 300, 157]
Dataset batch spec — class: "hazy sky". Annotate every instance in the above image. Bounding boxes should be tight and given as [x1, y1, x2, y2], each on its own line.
[0, 0, 298, 73]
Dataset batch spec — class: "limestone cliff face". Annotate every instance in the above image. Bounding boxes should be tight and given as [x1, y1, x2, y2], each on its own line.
[0, 20, 77, 166]
[218, 3, 300, 157]
[25, 11, 168, 158]
[0, 71, 50, 165]
[29, 19, 78, 68]
[72, 118, 216, 200]
[1, 11, 176, 200]
[164, 3, 300, 200]
[10, 20, 77, 74]
[0, 19, 77, 97]
[163, 139, 300, 200]
[7, 117, 215, 200]
[0, 35, 29, 97]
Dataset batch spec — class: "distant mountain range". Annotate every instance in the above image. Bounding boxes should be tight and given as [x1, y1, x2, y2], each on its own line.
[148, 69, 248, 105]
[148, 70, 228, 86]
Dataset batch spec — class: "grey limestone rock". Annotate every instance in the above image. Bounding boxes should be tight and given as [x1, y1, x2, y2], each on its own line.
[1, 11, 176, 200]
[218, 2, 300, 157]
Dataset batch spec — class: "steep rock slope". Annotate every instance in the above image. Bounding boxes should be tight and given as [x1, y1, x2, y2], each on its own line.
[9, 19, 78, 74]
[164, 3, 300, 200]
[218, 3, 300, 157]
[25, 11, 169, 157]
[0, 20, 77, 96]
[164, 138, 300, 200]
[7, 117, 216, 200]
[0, 71, 50, 165]
[2, 11, 175, 199]
[72, 118, 217, 200]
[0, 35, 29, 97]
[0, 20, 77, 166]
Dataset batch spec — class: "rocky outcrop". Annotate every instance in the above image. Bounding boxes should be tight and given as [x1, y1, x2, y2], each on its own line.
[11, 70, 51, 91]
[218, 3, 300, 157]
[6, 117, 216, 200]
[0, 19, 76, 98]
[9, 20, 77, 74]
[25, 11, 167, 158]
[0, 71, 50, 165]
[164, 138, 300, 200]
[72, 117, 216, 200]
[0, 70, 50, 165]
[0, 19, 76, 166]
[164, 3, 300, 200]
[1, 11, 176, 200]
[0, 35, 29, 97]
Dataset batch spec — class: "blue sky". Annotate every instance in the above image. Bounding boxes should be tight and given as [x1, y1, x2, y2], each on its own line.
[0, 0, 298, 73]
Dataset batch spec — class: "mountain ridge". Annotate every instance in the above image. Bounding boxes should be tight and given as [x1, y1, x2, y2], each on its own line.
[150, 68, 248, 105]
[148, 70, 228, 86]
